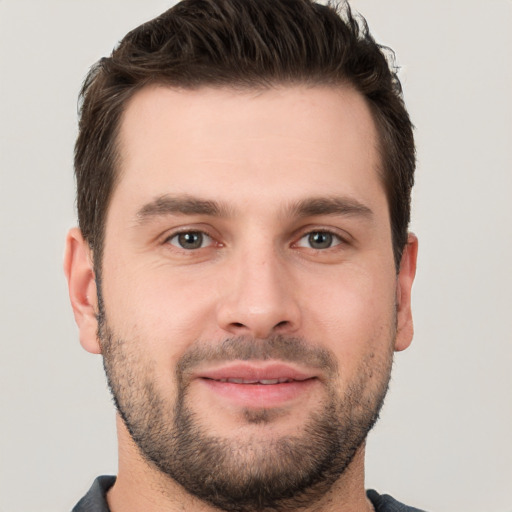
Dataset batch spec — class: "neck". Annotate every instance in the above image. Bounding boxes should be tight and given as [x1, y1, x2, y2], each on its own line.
[108, 415, 373, 512]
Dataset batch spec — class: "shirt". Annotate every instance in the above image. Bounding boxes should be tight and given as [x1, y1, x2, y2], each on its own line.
[72, 475, 427, 512]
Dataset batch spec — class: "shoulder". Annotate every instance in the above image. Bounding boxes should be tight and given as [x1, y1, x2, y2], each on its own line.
[367, 489, 428, 512]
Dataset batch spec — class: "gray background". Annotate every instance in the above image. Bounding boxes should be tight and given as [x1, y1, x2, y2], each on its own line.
[0, 1, 511, 511]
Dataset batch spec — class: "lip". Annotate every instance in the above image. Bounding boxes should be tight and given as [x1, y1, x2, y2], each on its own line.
[196, 362, 316, 382]
[194, 362, 319, 409]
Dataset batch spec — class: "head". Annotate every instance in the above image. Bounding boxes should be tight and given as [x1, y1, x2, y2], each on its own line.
[66, 1, 417, 511]
[74, 0, 414, 276]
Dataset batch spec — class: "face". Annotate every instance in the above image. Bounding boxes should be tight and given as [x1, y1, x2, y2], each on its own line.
[66, 85, 417, 511]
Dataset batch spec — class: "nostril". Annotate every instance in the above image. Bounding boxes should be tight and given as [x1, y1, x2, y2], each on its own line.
[275, 321, 289, 329]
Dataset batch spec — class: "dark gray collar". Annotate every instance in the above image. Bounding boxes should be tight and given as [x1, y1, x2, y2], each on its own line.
[72, 475, 115, 512]
[71, 476, 427, 512]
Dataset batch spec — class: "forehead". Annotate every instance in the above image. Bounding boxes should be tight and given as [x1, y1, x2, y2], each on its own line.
[114, 84, 384, 217]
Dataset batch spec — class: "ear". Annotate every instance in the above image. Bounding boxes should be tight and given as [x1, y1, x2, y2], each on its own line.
[63, 227, 101, 354]
[394, 233, 418, 352]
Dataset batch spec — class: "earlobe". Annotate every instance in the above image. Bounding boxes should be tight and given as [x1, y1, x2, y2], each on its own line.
[63, 227, 101, 354]
[394, 233, 418, 352]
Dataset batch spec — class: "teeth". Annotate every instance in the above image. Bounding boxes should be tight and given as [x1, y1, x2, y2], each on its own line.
[218, 378, 293, 384]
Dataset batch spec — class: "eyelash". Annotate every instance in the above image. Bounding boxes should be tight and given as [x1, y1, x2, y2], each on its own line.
[165, 230, 217, 250]
[164, 228, 347, 252]
[294, 230, 345, 250]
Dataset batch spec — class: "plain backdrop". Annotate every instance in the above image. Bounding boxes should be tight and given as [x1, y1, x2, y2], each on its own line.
[0, 1, 511, 511]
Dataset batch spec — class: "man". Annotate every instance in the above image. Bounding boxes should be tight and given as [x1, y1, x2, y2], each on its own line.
[64, 0, 422, 510]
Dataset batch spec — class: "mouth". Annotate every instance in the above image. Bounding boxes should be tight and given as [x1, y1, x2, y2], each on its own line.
[209, 377, 302, 384]
[194, 362, 319, 409]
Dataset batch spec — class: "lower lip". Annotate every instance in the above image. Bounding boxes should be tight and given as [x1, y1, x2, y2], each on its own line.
[199, 378, 317, 408]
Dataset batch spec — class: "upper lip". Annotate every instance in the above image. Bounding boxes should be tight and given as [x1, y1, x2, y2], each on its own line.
[194, 362, 317, 383]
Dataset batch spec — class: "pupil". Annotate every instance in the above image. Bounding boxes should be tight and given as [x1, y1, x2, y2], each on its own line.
[309, 232, 332, 249]
[179, 232, 202, 249]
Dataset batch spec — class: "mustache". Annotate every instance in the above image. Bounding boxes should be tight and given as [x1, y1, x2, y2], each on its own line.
[176, 335, 339, 377]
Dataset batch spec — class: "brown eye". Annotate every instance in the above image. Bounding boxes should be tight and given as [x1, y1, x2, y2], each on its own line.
[168, 231, 211, 250]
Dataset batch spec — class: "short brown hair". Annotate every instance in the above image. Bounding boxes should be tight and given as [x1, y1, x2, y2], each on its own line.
[75, 0, 415, 271]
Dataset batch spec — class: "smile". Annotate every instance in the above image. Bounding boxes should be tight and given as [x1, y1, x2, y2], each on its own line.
[194, 362, 319, 408]
[209, 377, 304, 384]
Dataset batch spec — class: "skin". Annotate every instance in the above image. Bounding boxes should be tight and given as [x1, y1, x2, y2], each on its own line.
[64, 84, 417, 512]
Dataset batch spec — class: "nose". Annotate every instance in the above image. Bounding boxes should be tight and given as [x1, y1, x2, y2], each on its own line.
[216, 247, 301, 339]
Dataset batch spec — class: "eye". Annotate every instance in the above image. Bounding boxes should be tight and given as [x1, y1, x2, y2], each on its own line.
[295, 231, 343, 250]
[167, 231, 213, 250]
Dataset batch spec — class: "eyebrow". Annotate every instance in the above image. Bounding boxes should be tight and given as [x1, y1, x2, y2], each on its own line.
[135, 194, 373, 224]
[136, 194, 232, 223]
[288, 196, 373, 219]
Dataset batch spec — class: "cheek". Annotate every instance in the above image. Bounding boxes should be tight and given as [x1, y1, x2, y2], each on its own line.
[304, 263, 397, 368]
[101, 258, 219, 363]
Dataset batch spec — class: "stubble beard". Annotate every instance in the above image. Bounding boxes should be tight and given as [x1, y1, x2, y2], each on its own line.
[98, 309, 394, 512]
